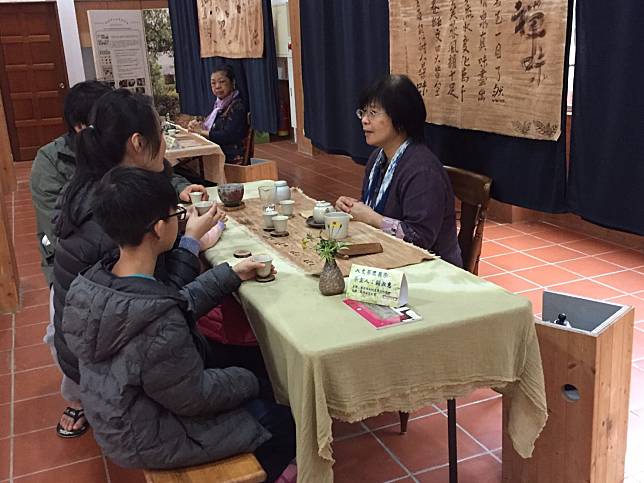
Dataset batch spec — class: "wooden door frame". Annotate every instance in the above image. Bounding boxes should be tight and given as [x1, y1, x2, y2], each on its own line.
[0, 1, 70, 162]
[0, 94, 18, 313]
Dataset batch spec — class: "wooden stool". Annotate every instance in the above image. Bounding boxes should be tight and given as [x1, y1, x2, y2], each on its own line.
[143, 453, 266, 483]
[224, 159, 278, 183]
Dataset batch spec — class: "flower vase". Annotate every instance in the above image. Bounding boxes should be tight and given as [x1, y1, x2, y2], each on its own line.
[319, 259, 345, 296]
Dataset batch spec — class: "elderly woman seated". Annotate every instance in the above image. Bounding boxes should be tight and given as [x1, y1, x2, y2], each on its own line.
[335, 74, 462, 267]
[188, 65, 249, 165]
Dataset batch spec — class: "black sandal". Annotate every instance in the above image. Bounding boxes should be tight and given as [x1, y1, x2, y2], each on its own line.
[56, 407, 89, 438]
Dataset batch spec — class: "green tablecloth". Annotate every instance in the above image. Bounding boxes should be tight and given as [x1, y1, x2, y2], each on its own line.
[204, 184, 547, 482]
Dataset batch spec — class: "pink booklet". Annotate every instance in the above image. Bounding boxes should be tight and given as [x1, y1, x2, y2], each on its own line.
[343, 299, 422, 329]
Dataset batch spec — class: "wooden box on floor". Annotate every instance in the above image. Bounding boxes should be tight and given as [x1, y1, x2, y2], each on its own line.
[224, 158, 278, 183]
[502, 291, 634, 483]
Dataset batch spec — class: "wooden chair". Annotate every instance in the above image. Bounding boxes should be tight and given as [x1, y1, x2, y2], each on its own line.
[397, 166, 492, 483]
[444, 165, 493, 275]
[242, 112, 255, 165]
[143, 453, 266, 483]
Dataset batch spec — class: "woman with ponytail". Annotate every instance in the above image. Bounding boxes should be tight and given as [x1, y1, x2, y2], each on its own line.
[50, 89, 223, 438]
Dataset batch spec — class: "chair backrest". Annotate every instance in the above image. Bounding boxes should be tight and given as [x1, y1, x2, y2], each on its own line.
[243, 112, 255, 164]
[444, 166, 492, 275]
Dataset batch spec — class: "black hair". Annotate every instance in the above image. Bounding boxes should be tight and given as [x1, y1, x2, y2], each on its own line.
[63, 81, 112, 133]
[61, 89, 162, 226]
[358, 74, 427, 143]
[93, 166, 177, 247]
[211, 65, 236, 85]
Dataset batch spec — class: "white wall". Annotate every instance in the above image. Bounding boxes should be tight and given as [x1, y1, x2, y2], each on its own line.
[56, 0, 85, 85]
[0, 0, 85, 86]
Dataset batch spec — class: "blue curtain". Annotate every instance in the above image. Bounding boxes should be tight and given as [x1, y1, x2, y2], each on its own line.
[300, 0, 389, 161]
[568, 1, 644, 235]
[299, 0, 571, 212]
[168, 0, 279, 133]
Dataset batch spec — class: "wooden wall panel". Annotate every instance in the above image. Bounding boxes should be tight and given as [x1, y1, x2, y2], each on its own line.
[0, 93, 16, 193]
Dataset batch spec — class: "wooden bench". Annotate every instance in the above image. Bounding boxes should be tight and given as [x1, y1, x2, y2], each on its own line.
[143, 453, 266, 483]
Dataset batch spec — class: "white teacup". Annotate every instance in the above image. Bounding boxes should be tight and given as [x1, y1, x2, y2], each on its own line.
[278, 199, 295, 216]
[324, 212, 350, 240]
[194, 200, 214, 216]
[252, 254, 273, 278]
[189, 191, 203, 205]
[262, 210, 278, 229]
[272, 215, 289, 234]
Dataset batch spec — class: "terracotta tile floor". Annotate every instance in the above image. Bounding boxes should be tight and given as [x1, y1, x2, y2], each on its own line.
[1, 141, 643, 482]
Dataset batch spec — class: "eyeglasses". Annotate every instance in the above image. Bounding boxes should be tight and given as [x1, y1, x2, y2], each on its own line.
[163, 205, 187, 222]
[355, 108, 386, 120]
[146, 205, 187, 230]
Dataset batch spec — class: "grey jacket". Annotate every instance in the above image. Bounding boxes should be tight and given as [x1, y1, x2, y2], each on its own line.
[30, 134, 76, 284]
[62, 260, 270, 469]
[30, 134, 192, 284]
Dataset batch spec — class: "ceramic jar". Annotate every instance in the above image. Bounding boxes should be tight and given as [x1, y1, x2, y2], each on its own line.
[274, 180, 291, 202]
[319, 259, 345, 296]
[313, 201, 332, 224]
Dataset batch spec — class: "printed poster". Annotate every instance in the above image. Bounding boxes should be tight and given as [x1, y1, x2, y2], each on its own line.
[88, 10, 152, 95]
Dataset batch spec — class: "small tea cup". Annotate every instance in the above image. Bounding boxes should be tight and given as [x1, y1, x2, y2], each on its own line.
[194, 200, 214, 216]
[272, 215, 289, 234]
[168, 128, 177, 136]
[278, 199, 295, 216]
[252, 254, 273, 278]
[189, 191, 203, 205]
[324, 212, 350, 240]
[262, 210, 278, 229]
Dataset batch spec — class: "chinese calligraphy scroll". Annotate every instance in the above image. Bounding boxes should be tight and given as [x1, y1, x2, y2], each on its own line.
[196, 0, 264, 59]
[390, 0, 568, 141]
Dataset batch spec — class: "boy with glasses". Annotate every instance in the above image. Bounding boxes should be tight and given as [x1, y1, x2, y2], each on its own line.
[61, 166, 296, 481]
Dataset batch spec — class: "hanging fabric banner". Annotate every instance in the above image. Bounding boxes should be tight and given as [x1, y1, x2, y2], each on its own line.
[390, 0, 568, 141]
[196, 0, 264, 59]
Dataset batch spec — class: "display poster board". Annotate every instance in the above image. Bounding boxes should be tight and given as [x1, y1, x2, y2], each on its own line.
[88, 10, 152, 95]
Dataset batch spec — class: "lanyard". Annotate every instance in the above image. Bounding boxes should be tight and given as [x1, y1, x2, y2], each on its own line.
[364, 139, 411, 212]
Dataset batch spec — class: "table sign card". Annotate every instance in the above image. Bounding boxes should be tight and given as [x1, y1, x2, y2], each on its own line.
[345, 264, 408, 307]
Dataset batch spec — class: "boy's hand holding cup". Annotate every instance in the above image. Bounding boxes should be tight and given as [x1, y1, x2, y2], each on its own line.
[233, 255, 276, 281]
[185, 203, 224, 240]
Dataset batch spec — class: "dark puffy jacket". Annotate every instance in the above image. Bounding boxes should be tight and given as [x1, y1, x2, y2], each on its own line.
[62, 260, 270, 469]
[52, 183, 200, 383]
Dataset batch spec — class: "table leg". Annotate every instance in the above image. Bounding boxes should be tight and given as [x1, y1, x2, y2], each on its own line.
[202, 152, 227, 185]
[448, 398, 458, 483]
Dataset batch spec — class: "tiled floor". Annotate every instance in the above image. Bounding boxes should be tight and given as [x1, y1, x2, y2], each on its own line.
[1, 141, 643, 482]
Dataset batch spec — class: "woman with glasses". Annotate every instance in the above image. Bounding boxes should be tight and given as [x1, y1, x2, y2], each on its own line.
[335, 74, 462, 267]
[50, 89, 223, 439]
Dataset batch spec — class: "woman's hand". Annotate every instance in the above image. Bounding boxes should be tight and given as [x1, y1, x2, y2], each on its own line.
[184, 204, 225, 240]
[335, 196, 357, 213]
[187, 120, 208, 137]
[347, 201, 383, 228]
[179, 184, 208, 202]
[232, 259, 277, 281]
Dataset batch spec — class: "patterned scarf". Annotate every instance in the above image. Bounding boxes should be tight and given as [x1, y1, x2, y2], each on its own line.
[203, 90, 239, 131]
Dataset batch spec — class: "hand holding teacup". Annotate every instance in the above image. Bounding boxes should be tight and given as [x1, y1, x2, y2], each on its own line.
[233, 255, 276, 281]
[181, 185, 208, 203]
[185, 202, 225, 240]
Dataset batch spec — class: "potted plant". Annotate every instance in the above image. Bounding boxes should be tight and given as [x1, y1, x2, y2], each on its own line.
[303, 232, 347, 296]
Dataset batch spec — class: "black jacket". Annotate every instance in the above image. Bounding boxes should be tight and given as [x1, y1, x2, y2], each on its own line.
[52, 183, 200, 383]
[208, 98, 248, 164]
